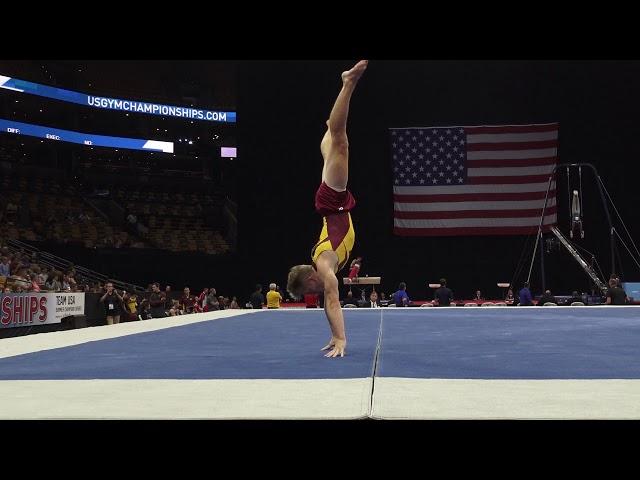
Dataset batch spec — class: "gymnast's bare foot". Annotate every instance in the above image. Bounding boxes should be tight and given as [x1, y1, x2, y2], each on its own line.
[341, 60, 368, 85]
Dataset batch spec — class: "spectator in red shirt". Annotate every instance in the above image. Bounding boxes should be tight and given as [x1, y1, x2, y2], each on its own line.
[29, 274, 41, 292]
[197, 288, 209, 311]
[180, 287, 198, 314]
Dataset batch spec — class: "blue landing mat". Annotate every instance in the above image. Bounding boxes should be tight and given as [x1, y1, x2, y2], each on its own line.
[377, 308, 640, 379]
[0, 311, 381, 380]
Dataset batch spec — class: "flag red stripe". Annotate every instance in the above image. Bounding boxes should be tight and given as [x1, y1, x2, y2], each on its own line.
[393, 190, 557, 203]
[467, 140, 558, 151]
[466, 157, 557, 167]
[394, 206, 557, 220]
[468, 174, 553, 185]
[394, 225, 556, 236]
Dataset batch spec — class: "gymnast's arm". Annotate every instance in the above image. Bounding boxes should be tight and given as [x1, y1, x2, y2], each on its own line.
[316, 253, 347, 357]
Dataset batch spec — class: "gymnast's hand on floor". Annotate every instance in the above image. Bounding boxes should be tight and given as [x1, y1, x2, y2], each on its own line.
[321, 337, 346, 358]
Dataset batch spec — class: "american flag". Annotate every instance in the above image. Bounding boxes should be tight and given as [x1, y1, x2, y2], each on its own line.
[391, 123, 558, 236]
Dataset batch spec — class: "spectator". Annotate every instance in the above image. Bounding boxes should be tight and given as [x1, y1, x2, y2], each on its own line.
[180, 287, 197, 314]
[148, 283, 167, 318]
[473, 290, 484, 302]
[168, 299, 182, 316]
[124, 292, 139, 321]
[229, 296, 241, 309]
[46, 273, 63, 292]
[364, 290, 380, 308]
[392, 282, 410, 307]
[379, 292, 390, 307]
[570, 291, 584, 304]
[164, 286, 173, 311]
[138, 298, 152, 319]
[205, 288, 220, 311]
[66, 271, 78, 290]
[36, 266, 48, 286]
[249, 284, 265, 309]
[100, 282, 124, 325]
[29, 274, 40, 292]
[518, 282, 533, 306]
[266, 283, 283, 309]
[606, 277, 628, 305]
[0, 257, 10, 277]
[218, 296, 227, 310]
[197, 287, 209, 311]
[434, 278, 453, 306]
[506, 288, 515, 304]
[538, 289, 557, 305]
[9, 255, 22, 275]
[342, 290, 357, 307]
